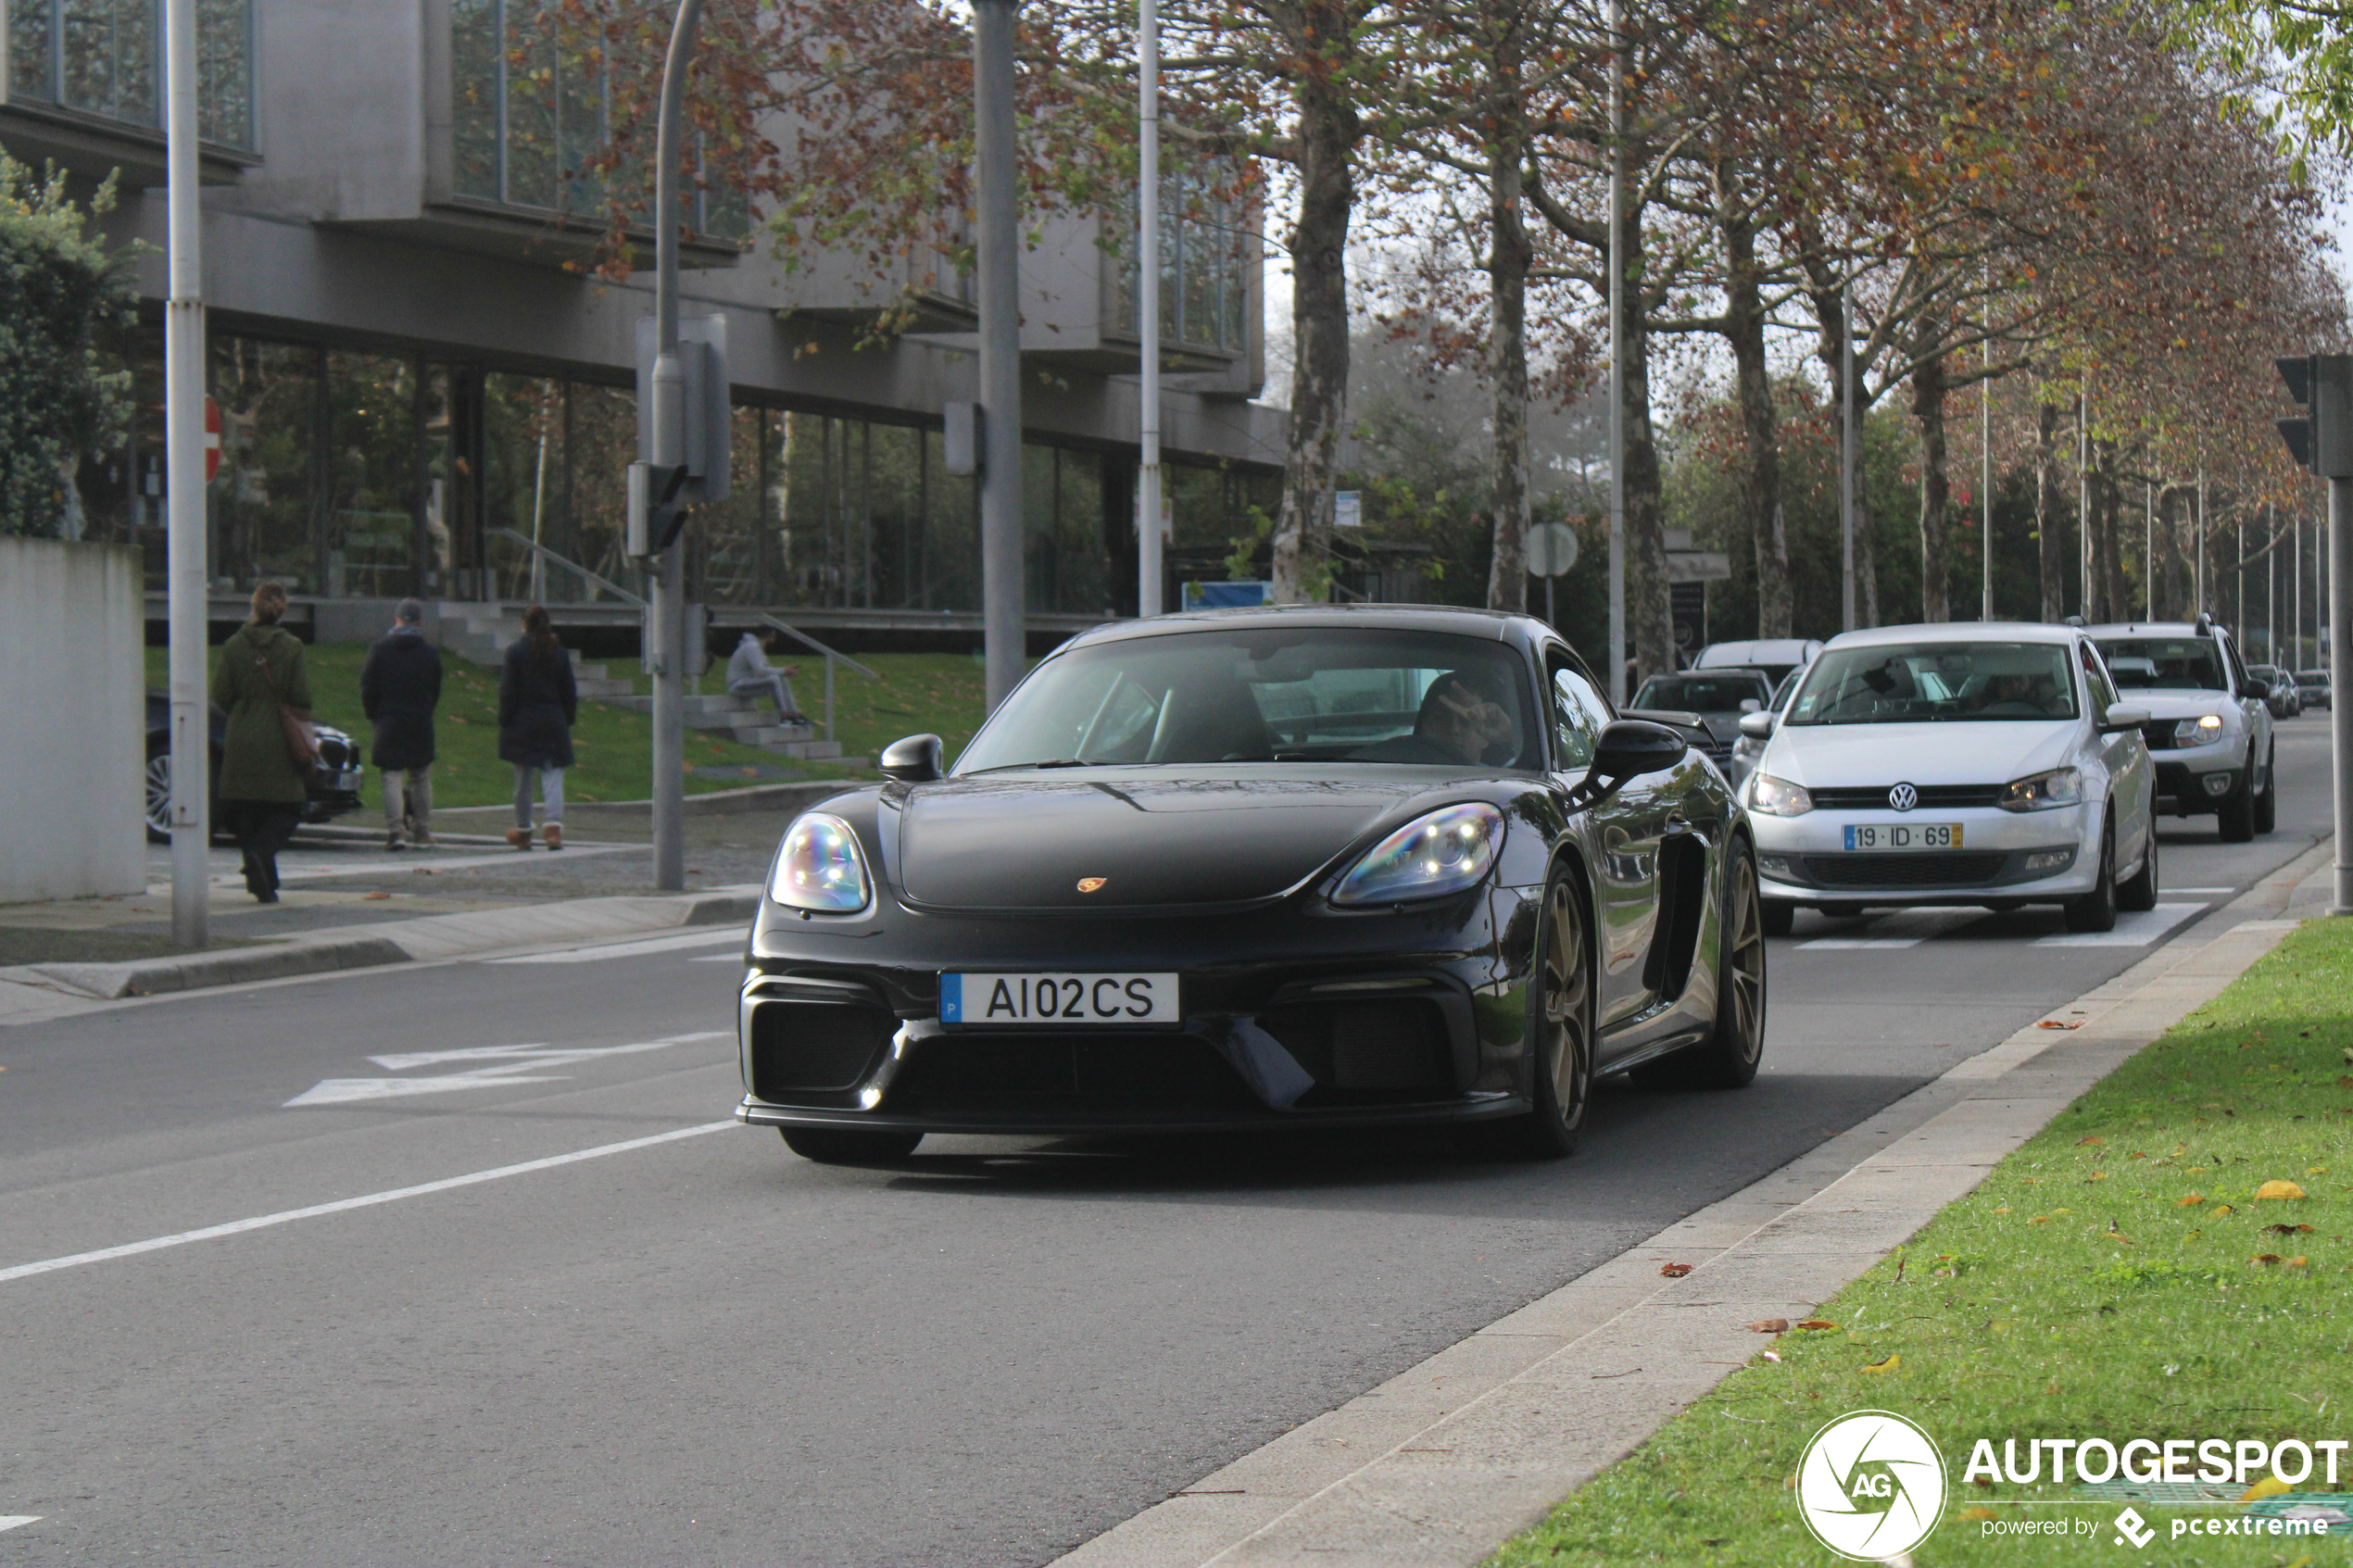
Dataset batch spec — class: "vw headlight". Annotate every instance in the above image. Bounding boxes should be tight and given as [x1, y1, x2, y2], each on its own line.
[2171, 714, 2224, 748]
[769, 813, 871, 912]
[1749, 772, 1813, 816]
[1332, 803, 1504, 906]
[1999, 766, 2082, 812]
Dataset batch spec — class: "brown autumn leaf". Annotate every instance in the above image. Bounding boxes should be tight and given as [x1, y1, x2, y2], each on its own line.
[2038, 1020, 2082, 1030]
[2077, 1135, 2106, 1146]
[2288, 1255, 2310, 1267]
[1796, 1319, 1839, 1331]
[2250, 1253, 2284, 1265]
[2177, 1195, 2206, 1206]
[2263, 1223, 2316, 1236]
[1659, 1262, 1693, 1278]
[1746, 1318, 1791, 1334]
[2256, 1180, 2309, 1201]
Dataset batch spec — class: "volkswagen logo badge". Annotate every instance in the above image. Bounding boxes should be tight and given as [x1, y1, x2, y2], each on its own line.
[1887, 783, 1919, 812]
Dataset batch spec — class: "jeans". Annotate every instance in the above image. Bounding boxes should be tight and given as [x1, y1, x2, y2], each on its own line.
[221, 799, 299, 900]
[383, 764, 433, 843]
[729, 672, 798, 715]
[512, 764, 565, 829]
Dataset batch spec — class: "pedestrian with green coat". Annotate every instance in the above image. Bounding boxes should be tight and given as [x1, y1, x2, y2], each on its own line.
[211, 580, 313, 902]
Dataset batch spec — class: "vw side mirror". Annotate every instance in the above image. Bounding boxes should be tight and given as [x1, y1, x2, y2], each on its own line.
[879, 733, 945, 783]
[2100, 703, 2150, 734]
[1738, 697, 1762, 714]
[1590, 719, 1689, 780]
[1737, 709, 1776, 739]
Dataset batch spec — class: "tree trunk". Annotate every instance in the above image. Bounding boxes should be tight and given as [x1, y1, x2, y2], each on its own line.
[1268, 6, 1357, 604]
[1911, 348, 1952, 623]
[1718, 176, 1788, 636]
[1800, 258, 1872, 629]
[2035, 397, 2067, 621]
[1482, 16, 1530, 613]
[2096, 449, 2127, 621]
[1618, 192, 1672, 681]
[2157, 483, 2192, 620]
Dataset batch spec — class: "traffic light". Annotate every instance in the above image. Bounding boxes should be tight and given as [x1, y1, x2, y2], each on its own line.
[2276, 354, 2353, 478]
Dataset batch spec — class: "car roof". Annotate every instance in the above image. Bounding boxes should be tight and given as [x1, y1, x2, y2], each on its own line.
[1821, 621, 2086, 648]
[1060, 602, 1536, 651]
[2082, 622, 2231, 640]
[1695, 639, 1818, 662]
[1644, 666, 1770, 684]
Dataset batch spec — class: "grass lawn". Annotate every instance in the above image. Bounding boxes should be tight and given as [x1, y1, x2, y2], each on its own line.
[147, 644, 993, 809]
[1491, 918, 2353, 1566]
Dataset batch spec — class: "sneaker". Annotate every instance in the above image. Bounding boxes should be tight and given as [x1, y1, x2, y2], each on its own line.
[385, 834, 408, 852]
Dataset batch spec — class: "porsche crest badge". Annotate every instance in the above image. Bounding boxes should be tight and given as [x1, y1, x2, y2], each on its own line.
[1076, 877, 1108, 894]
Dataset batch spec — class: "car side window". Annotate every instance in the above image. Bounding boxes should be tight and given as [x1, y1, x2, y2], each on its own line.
[2078, 643, 2119, 711]
[1550, 659, 1610, 771]
[2222, 636, 2252, 696]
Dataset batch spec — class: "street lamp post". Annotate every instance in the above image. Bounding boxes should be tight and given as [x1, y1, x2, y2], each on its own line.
[1136, 0, 1163, 621]
[975, 0, 1026, 710]
[1605, 0, 1626, 702]
[165, 0, 208, 948]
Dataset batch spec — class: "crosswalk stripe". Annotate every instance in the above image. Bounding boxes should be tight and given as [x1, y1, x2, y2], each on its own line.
[2031, 902, 2208, 947]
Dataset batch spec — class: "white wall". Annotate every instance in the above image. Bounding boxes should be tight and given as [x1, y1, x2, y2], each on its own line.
[0, 538, 145, 904]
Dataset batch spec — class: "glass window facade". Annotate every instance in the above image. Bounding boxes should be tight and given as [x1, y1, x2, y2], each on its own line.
[448, 0, 746, 238]
[5, 0, 253, 147]
[1117, 170, 1252, 354]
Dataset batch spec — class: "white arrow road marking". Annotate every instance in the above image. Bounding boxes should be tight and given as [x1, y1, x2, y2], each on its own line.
[0, 1123, 735, 1286]
[0, 1517, 39, 1532]
[283, 1032, 729, 1107]
[487, 929, 745, 964]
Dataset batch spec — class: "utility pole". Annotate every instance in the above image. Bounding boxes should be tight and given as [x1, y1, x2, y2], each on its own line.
[1982, 292, 1993, 621]
[2077, 380, 2090, 616]
[645, 0, 704, 893]
[2196, 467, 2206, 618]
[2145, 484, 2153, 620]
[2271, 353, 2353, 913]
[1135, 0, 1162, 621]
[1841, 279, 1856, 633]
[165, 0, 208, 949]
[2297, 513, 2305, 665]
[975, 0, 1026, 710]
[1605, 0, 1626, 702]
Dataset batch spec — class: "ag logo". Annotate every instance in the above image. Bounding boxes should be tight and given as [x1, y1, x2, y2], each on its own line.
[1794, 1410, 1945, 1561]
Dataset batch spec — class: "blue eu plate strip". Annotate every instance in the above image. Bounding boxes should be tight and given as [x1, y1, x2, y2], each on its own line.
[939, 972, 963, 1022]
[1843, 825, 1857, 850]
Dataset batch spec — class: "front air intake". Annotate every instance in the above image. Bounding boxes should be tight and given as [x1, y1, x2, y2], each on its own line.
[749, 1002, 895, 1098]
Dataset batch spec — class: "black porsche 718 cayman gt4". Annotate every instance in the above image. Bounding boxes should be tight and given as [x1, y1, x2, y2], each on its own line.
[736, 605, 1767, 1163]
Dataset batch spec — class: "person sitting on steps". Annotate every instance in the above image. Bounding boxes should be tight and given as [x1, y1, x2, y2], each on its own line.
[727, 629, 812, 727]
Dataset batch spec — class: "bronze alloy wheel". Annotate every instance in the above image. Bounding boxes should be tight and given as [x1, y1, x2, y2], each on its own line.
[1472, 873, 1596, 1159]
[1719, 850, 1767, 1069]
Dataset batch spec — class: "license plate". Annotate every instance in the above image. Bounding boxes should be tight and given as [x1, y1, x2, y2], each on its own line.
[1843, 823, 1962, 850]
[940, 972, 1179, 1026]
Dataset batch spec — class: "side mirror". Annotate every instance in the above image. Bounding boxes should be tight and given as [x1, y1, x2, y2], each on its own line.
[879, 733, 944, 783]
[1738, 697, 1762, 714]
[1738, 709, 1776, 739]
[1590, 719, 1689, 780]
[2100, 703, 2150, 734]
[2244, 677, 2271, 701]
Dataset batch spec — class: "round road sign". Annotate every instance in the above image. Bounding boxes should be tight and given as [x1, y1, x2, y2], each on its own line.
[1526, 521, 1579, 578]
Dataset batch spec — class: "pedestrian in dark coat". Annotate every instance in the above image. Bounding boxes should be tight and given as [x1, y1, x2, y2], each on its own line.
[210, 580, 311, 902]
[498, 604, 577, 850]
[359, 597, 443, 849]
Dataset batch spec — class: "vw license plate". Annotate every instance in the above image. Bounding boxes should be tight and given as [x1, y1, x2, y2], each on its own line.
[941, 972, 1180, 1026]
[1843, 823, 1962, 850]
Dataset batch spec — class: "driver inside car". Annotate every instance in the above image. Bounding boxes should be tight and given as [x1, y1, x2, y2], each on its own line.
[1350, 670, 1519, 765]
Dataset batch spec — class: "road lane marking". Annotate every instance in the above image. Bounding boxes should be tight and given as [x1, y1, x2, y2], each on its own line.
[486, 929, 745, 963]
[2167, 886, 2236, 893]
[1798, 908, 1986, 950]
[2031, 902, 2208, 947]
[0, 1123, 735, 1286]
[285, 1032, 729, 1107]
[0, 1518, 38, 1532]
[689, 953, 746, 963]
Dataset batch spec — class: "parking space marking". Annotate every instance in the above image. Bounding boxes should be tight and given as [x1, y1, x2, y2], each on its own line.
[0, 1123, 735, 1287]
[2031, 902, 2208, 947]
[487, 929, 746, 964]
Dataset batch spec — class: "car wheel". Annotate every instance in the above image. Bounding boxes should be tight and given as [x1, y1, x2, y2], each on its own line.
[780, 1128, 923, 1164]
[1633, 839, 1767, 1090]
[2253, 742, 2277, 834]
[1760, 899, 1794, 937]
[144, 737, 172, 844]
[2116, 822, 2158, 913]
[1472, 872, 1594, 1160]
[2064, 816, 2119, 934]
[2216, 753, 2257, 843]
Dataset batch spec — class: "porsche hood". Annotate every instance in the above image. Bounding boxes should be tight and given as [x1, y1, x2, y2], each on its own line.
[892, 773, 1446, 910]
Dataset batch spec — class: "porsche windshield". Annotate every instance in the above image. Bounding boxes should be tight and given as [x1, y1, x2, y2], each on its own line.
[958, 628, 1541, 771]
[2093, 637, 2230, 692]
[1786, 642, 2079, 725]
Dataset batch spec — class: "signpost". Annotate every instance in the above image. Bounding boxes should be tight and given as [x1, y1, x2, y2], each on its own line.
[1526, 521, 1579, 628]
[165, 0, 207, 949]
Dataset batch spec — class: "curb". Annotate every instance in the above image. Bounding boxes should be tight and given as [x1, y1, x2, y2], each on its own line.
[1052, 840, 2334, 1568]
[1, 888, 761, 1001]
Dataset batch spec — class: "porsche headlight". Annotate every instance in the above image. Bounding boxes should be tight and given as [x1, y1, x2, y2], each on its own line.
[1332, 803, 1504, 906]
[2171, 714, 2224, 747]
[769, 813, 871, 911]
[1999, 766, 2082, 812]
[1748, 772, 1813, 816]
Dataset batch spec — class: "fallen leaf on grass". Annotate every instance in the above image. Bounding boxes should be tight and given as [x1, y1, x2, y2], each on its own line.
[1745, 1318, 1790, 1334]
[2029, 1215, 2052, 1225]
[2078, 1135, 2107, 1146]
[1659, 1262, 1693, 1277]
[2264, 1223, 2316, 1236]
[2290, 1255, 2310, 1267]
[1958, 1506, 1996, 1522]
[2213, 1204, 2235, 1216]
[1761, 1349, 1781, 1362]
[2241, 1475, 2293, 1502]
[2257, 1180, 2309, 1201]
[1796, 1319, 1839, 1331]
[1862, 1354, 1901, 1374]
[2251, 1253, 2284, 1265]
[2086, 1172, 2108, 1183]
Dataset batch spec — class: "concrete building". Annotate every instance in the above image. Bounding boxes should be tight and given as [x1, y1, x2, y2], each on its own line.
[2, 0, 1287, 646]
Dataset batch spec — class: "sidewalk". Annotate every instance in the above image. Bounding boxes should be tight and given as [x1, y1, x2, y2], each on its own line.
[1053, 842, 2337, 1568]
[0, 780, 859, 1022]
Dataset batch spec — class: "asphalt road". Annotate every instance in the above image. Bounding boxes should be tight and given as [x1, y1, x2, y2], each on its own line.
[0, 716, 2334, 1565]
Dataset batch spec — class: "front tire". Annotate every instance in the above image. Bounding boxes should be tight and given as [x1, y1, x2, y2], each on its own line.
[2064, 816, 2119, 933]
[781, 1128, 923, 1164]
[2116, 822, 2158, 913]
[2253, 741, 2277, 834]
[1633, 839, 1767, 1089]
[2217, 754, 2256, 843]
[1471, 873, 1594, 1160]
[1760, 899, 1795, 937]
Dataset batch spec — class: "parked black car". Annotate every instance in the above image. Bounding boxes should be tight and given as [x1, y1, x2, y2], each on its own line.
[143, 691, 366, 842]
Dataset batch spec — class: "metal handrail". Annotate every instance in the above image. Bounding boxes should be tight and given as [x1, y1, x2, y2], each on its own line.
[756, 613, 880, 745]
[490, 528, 646, 608]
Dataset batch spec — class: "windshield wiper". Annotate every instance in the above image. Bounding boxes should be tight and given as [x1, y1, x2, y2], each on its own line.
[964, 759, 1093, 774]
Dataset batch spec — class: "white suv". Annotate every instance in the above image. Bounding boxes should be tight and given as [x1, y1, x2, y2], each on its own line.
[2084, 617, 2276, 843]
